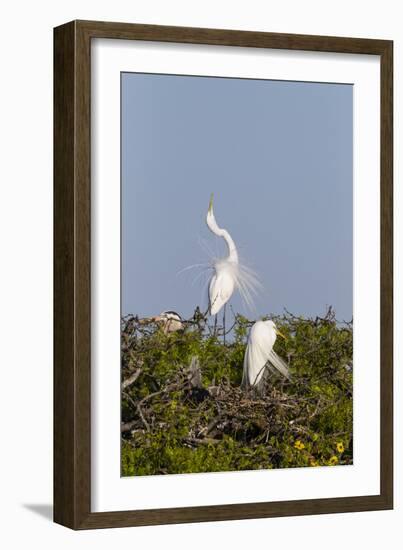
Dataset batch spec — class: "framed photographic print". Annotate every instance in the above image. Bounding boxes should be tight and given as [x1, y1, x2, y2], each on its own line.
[54, 20, 393, 529]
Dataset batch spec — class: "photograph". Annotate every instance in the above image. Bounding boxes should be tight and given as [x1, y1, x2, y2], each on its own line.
[1, 0, 395, 537]
[51, 15, 393, 531]
[120, 71, 354, 476]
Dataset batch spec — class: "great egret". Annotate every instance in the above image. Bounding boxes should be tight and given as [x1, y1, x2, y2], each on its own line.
[206, 194, 259, 315]
[153, 311, 184, 334]
[242, 320, 290, 390]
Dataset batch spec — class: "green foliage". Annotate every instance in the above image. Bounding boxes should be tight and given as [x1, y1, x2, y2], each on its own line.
[121, 308, 353, 476]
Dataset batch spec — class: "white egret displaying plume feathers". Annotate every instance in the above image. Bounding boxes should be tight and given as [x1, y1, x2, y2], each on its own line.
[205, 194, 260, 316]
[242, 320, 290, 390]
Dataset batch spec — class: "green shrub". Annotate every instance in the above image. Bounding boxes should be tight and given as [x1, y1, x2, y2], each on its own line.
[121, 308, 353, 475]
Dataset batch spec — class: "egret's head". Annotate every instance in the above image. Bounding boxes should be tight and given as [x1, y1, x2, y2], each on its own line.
[206, 193, 218, 232]
[207, 193, 214, 221]
[274, 323, 287, 340]
[265, 320, 287, 340]
[208, 193, 214, 213]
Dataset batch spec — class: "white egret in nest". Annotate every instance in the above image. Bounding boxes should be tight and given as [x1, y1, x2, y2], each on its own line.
[242, 320, 290, 390]
[206, 194, 260, 315]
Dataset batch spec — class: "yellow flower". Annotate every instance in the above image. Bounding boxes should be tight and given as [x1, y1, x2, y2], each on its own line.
[336, 442, 345, 453]
[329, 456, 338, 466]
[294, 440, 305, 450]
[309, 459, 319, 467]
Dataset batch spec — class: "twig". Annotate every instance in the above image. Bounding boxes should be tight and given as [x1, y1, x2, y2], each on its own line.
[223, 304, 226, 345]
[122, 391, 150, 432]
[122, 368, 142, 389]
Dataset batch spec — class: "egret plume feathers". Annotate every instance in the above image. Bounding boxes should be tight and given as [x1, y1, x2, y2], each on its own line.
[206, 194, 260, 315]
[242, 320, 290, 390]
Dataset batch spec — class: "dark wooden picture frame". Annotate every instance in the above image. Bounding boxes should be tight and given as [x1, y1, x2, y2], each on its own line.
[54, 20, 393, 530]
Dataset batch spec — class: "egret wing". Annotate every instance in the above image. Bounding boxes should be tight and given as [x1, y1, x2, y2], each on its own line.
[209, 271, 235, 315]
[242, 322, 290, 387]
[242, 322, 273, 386]
[267, 350, 290, 380]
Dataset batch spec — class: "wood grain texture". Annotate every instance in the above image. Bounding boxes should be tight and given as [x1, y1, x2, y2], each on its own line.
[54, 20, 393, 530]
[54, 20, 91, 528]
[74, 19, 391, 54]
[380, 41, 393, 506]
[54, 21, 76, 528]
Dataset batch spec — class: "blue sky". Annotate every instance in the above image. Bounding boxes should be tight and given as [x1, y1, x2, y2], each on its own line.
[121, 72, 353, 322]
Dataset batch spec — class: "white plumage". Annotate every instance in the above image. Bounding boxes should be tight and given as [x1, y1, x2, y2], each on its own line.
[206, 194, 259, 315]
[242, 320, 290, 389]
[208, 260, 236, 316]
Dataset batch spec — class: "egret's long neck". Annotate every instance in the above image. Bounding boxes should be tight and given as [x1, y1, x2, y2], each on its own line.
[219, 228, 239, 263]
[206, 209, 239, 263]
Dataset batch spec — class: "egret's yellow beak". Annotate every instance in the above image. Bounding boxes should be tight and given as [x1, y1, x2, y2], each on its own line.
[275, 328, 287, 340]
[208, 193, 214, 213]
